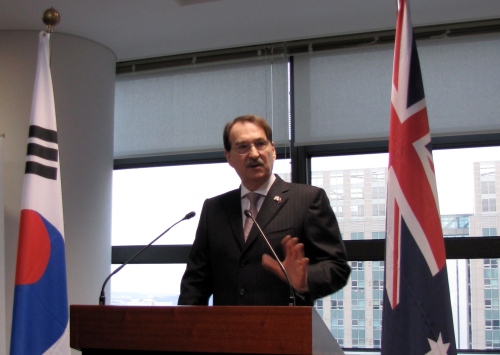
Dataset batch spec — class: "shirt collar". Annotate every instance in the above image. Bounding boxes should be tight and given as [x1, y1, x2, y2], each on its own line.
[241, 174, 276, 198]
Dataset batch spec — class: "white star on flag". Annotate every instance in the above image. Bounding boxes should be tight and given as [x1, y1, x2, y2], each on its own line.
[425, 333, 450, 355]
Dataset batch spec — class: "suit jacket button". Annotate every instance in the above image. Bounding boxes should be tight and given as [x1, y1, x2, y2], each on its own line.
[240, 259, 246, 267]
[239, 288, 246, 296]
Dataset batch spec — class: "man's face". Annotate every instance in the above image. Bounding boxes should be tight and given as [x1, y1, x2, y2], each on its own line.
[224, 121, 276, 191]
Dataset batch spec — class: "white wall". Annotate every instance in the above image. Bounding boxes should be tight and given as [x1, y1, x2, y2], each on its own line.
[0, 31, 116, 354]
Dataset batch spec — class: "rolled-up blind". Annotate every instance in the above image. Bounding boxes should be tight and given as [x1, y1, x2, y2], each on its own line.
[294, 33, 500, 146]
[114, 57, 289, 159]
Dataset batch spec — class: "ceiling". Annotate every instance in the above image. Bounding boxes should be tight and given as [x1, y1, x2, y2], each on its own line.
[2, 0, 500, 62]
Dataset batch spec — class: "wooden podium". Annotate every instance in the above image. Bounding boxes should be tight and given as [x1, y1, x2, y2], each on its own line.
[70, 305, 344, 355]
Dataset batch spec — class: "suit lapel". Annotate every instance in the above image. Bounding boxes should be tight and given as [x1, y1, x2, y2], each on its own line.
[223, 188, 246, 249]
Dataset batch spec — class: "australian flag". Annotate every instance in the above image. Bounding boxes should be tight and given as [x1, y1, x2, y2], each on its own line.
[381, 1, 457, 354]
[10, 32, 70, 355]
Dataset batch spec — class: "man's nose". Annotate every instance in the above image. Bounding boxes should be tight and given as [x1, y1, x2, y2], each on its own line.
[247, 144, 260, 157]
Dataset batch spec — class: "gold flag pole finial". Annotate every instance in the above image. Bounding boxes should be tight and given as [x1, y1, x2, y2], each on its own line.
[42, 8, 60, 33]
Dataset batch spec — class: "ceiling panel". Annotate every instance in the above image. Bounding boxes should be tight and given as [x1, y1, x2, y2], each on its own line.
[1, 0, 500, 61]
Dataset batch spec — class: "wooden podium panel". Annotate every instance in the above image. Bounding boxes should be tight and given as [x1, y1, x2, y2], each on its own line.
[70, 305, 344, 355]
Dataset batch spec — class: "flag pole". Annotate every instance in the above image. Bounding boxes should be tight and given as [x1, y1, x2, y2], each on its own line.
[42, 8, 60, 33]
[42, 7, 60, 56]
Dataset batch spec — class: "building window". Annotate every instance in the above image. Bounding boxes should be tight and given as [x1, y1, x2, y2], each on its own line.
[350, 171, 364, 200]
[311, 171, 324, 189]
[372, 261, 384, 348]
[482, 198, 497, 213]
[315, 299, 324, 318]
[351, 232, 364, 240]
[372, 231, 385, 239]
[483, 228, 498, 237]
[331, 204, 343, 218]
[372, 185, 386, 200]
[351, 204, 364, 217]
[330, 172, 344, 201]
[482, 180, 496, 195]
[331, 290, 345, 346]
[484, 259, 500, 349]
[372, 203, 386, 217]
[480, 162, 497, 213]
[350, 261, 366, 347]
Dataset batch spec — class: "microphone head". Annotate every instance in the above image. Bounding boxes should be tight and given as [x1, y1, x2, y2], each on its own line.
[244, 209, 252, 218]
[185, 211, 196, 220]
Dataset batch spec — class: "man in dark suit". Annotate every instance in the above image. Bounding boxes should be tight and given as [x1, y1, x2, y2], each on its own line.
[178, 115, 350, 306]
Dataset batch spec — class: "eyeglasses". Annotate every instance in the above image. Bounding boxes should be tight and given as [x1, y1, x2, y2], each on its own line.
[233, 139, 270, 155]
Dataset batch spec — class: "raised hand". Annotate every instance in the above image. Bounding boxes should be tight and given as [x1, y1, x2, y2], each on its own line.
[261, 235, 309, 294]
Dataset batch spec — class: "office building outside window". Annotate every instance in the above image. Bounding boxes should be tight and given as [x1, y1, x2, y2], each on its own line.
[311, 153, 500, 351]
[111, 149, 500, 352]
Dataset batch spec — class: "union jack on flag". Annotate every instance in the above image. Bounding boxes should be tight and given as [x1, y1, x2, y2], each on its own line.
[381, 1, 457, 354]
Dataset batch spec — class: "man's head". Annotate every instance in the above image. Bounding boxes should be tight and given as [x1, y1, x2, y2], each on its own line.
[223, 115, 276, 191]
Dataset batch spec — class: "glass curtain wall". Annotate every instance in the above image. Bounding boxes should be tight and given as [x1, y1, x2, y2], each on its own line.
[112, 31, 500, 353]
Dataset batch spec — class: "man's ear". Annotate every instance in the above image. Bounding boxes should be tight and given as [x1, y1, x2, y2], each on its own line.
[224, 150, 234, 167]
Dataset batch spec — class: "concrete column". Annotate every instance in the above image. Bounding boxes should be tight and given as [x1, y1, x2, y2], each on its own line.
[0, 30, 116, 354]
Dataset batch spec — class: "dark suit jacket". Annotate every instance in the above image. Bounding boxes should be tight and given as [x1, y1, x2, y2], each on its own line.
[178, 175, 350, 306]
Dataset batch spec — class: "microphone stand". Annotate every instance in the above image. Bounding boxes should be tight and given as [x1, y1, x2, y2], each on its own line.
[244, 210, 296, 306]
[98, 211, 196, 305]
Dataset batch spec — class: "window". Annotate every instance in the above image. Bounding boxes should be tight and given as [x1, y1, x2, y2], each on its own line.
[111, 159, 291, 305]
[315, 299, 324, 318]
[112, 31, 500, 351]
[350, 171, 364, 200]
[482, 181, 496, 195]
[483, 259, 500, 349]
[311, 171, 323, 188]
[372, 203, 385, 217]
[484, 228, 498, 237]
[372, 261, 385, 349]
[350, 204, 364, 217]
[113, 146, 500, 351]
[350, 232, 364, 240]
[329, 172, 344, 201]
[483, 199, 497, 213]
[478, 162, 498, 214]
[372, 186, 385, 200]
[329, 290, 345, 346]
[310, 146, 500, 351]
[372, 231, 385, 240]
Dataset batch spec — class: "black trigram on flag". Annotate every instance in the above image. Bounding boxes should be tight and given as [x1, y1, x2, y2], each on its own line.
[25, 125, 58, 180]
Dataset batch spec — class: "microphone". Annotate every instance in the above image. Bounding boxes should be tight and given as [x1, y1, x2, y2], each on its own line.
[98, 211, 196, 305]
[244, 209, 296, 306]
